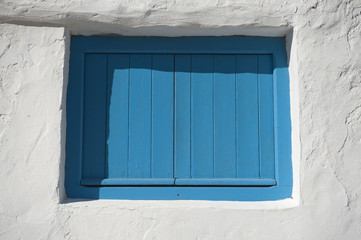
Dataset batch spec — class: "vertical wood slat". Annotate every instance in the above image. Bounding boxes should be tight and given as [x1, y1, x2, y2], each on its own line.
[236, 55, 260, 178]
[82, 54, 107, 179]
[151, 54, 174, 178]
[258, 55, 275, 178]
[214, 55, 237, 178]
[174, 55, 192, 179]
[106, 54, 129, 178]
[191, 55, 214, 178]
[128, 54, 152, 178]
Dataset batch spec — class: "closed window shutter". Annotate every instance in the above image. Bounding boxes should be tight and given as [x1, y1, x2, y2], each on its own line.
[81, 53, 275, 186]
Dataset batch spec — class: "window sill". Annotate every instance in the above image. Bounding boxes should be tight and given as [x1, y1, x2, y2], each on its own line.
[60, 196, 299, 210]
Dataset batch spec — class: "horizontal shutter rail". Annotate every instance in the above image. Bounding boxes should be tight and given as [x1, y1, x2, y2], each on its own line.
[81, 178, 276, 186]
[81, 178, 175, 186]
[174, 178, 276, 186]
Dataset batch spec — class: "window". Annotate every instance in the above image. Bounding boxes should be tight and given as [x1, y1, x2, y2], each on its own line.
[65, 36, 292, 200]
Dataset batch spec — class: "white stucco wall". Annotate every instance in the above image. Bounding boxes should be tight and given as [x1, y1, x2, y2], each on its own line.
[0, 0, 361, 239]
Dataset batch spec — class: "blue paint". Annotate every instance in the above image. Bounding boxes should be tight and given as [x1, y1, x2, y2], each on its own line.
[258, 55, 276, 178]
[81, 178, 276, 186]
[174, 55, 192, 179]
[236, 55, 259, 178]
[81, 178, 175, 186]
[151, 54, 174, 178]
[191, 55, 214, 178]
[214, 55, 237, 178]
[65, 36, 293, 201]
[82, 54, 107, 179]
[106, 54, 129, 178]
[128, 54, 152, 178]
[174, 178, 276, 186]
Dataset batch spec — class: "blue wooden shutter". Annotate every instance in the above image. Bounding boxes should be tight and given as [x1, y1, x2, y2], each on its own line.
[81, 53, 275, 186]
[174, 54, 275, 186]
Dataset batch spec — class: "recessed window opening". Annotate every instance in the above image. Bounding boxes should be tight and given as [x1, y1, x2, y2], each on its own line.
[65, 36, 292, 201]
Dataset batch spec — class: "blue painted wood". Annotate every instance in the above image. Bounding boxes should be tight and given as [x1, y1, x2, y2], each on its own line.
[128, 54, 152, 178]
[65, 45, 84, 192]
[191, 55, 214, 178]
[81, 178, 175, 186]
[66, 36, 293, 201]
[72, 36, 289, 58]
[274, 67, 293, 185]
[174, 54, 192, 178]
[213, 55, 237, 178]
[71, 185, 291, 201]
[174, 178, 276, 186]
[258, 55, 275, 179]
[106, 54, 130, 178]
[151, 54, 174, 178]
[81, 178, 276, 186]
[82, 54, 107, 179]
[236, 55, 259, 178]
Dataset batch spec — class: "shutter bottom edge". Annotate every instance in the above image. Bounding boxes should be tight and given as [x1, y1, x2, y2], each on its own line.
[81, 178, 276, 186]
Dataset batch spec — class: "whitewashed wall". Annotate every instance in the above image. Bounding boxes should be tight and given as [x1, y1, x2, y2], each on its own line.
[0, 0, 361, 239]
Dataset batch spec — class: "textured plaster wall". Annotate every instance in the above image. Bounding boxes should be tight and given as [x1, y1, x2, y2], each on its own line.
[0, 0, 361, 239]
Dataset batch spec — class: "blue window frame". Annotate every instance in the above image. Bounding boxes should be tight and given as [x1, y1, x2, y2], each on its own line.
[65, 36, 292, 200]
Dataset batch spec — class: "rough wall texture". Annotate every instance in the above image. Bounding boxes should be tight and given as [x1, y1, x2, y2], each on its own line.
[0, 0, 361, 239]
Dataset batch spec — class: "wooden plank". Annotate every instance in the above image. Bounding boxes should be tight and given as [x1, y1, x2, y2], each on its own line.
[82, 54, 107, 179]
[236, 55, 260, 178]
[258, 55, 275, 178]
[81, 178, 175, 186]
[151, 54, 174, 178]
[174, 178, 276, 186]
[128, 54, 152, 178]
[66, 48, 84, 189]
[81, 178, 276, 186]
[106, 54, 130, 178]
[213, 55, 237, 178]
[191, 55, 214, 178]
[174, 54, 192, 178]
[274, 66, 293, 185]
